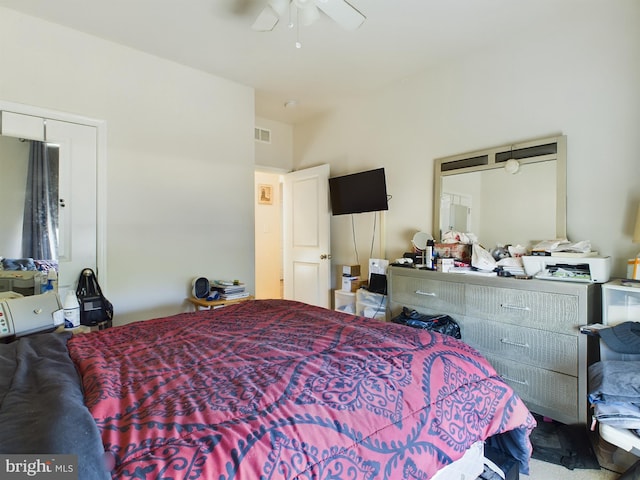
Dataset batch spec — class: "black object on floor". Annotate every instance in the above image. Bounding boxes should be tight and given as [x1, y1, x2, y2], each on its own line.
[478, 445, 520, 480]
[529, 413, 600, 470]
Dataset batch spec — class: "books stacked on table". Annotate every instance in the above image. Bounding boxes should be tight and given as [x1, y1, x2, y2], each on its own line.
[211, 280, 250, 300]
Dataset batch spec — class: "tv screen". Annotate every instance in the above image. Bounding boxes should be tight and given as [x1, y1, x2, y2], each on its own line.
[329, 168, 389, 215]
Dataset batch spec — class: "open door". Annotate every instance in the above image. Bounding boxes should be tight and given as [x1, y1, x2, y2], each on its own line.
[283, 164, 331, 308]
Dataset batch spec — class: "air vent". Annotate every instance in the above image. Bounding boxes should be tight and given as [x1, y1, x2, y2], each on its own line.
[254, 127, 271, 144]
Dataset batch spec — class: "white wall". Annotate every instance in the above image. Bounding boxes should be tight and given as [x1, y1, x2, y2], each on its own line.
[0, 8, 256, 324]
[293, 0, 640, 281]
[255, 116, 294, 171]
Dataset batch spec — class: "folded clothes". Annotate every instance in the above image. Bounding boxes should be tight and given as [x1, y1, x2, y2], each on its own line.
[600, 322, 640, 354]
[592, 402, 640, 430]
[589, 360, 640, 429]
[589, 361, 640, 404]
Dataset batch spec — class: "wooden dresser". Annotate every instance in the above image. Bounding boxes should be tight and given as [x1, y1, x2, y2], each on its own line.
[388, 266, 599, 425]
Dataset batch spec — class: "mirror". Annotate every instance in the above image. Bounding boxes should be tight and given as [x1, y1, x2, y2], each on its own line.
[433, 135, 567, 249]
[0, 135, 59, 296]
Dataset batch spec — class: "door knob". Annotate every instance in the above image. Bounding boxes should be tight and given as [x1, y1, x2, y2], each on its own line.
[320, 254, 332, 260]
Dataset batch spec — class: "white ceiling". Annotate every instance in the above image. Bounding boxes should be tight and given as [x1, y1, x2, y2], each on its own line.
[0, 0, 586, 125]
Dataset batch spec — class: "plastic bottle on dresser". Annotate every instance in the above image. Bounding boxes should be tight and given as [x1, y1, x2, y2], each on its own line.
[63, 291, 80, 329]
[426, 239, 435, 269]
[45, 269, 58, 292]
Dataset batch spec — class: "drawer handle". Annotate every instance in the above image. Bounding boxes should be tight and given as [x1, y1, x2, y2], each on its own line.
[500, 303, 531, 312]
[415, 290, 436, 297]
[501, 375, 529, 386]
[500, 338, 530, 349]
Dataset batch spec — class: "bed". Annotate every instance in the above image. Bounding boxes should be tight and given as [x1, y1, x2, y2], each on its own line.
[0, 299, 535, 479]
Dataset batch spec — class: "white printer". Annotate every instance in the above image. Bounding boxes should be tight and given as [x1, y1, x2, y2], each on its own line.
[522, 255, 612, 283]
[0, 291, 62, 338]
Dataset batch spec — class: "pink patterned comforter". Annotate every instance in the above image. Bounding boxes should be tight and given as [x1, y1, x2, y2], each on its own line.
[68, 299, 535, 479]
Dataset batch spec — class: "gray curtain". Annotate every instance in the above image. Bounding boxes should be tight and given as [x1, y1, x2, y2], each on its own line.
[22, 141, 59, 260]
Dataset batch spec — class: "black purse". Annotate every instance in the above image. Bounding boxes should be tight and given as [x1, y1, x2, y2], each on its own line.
[76, 268, 113, 327]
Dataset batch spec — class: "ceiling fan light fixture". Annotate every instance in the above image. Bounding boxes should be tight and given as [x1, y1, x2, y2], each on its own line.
[298, 4, 320, 26]
[269, 0, 290, 17]
[293, 0, 314, 8]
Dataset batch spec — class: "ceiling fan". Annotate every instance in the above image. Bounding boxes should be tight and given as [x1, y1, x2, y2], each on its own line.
[251, 0, 365, 32]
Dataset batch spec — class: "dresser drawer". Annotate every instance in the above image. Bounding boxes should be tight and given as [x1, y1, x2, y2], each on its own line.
[465, 284, 579, 333]
[483, 353, 579, 424]
[390, 274, 464, 315]
[460, 318, 578, 376]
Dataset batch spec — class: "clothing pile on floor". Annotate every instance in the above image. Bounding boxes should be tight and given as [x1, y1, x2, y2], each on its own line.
[588, 321, 640, 434]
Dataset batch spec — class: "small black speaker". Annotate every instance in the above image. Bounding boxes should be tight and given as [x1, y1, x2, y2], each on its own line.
[192, 277, 210, 299]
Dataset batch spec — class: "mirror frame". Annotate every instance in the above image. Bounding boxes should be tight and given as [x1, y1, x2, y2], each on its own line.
[433, 134, 567, 243]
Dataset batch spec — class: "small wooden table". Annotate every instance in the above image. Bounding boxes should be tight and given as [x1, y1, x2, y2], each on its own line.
[187, 295, 254, 311]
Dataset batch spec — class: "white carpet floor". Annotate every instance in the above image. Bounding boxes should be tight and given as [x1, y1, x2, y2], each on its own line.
[526, 457, 618, 479]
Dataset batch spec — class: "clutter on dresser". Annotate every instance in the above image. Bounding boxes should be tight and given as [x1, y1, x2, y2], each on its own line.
[0, 257, 60, 297]
[410, 231, 435, 268]
[395, 229, 610, 283]
[436, 230, 475, 264]
[530, 239, 596, 257]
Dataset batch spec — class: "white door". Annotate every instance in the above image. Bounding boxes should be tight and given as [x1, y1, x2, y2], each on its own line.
[283, 164, 331, 308]
[46, 120, 97, 295]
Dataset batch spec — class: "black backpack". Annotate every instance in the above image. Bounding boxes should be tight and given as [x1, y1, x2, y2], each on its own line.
[76, 268, 113, 328]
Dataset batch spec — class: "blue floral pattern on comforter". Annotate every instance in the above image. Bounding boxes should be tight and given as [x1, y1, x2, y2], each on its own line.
[68, 299, 535, 479]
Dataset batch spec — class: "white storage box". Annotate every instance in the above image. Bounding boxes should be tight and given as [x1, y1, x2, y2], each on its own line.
[334, 290, 356, 315]
[356, 289, 387, 320]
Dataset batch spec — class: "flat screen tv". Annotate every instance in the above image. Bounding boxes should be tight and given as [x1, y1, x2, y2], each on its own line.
[329, 168, 389, 215]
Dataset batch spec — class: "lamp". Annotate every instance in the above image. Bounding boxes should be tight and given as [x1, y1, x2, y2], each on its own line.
[628, 203, 640, 279]
[504, 146, 519, 174]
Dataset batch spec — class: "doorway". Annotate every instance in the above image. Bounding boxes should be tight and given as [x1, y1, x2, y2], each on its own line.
[254, 170, 284, 299]
[254, 165, 332, 306]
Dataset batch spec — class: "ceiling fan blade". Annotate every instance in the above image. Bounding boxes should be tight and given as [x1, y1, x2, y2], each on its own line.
[315, 0, 365, 30]
[251, 5, 280, 31]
